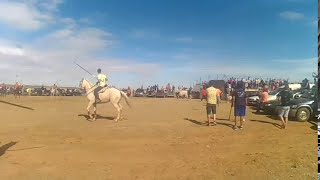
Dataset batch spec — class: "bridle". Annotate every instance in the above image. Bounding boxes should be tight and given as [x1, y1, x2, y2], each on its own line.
[80, 78, 97, 96]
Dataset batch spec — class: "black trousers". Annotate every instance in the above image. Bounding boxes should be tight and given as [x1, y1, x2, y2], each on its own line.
[94, 86, 103, 100]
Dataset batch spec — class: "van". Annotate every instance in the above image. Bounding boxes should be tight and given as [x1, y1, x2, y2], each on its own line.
[279, 84, 301, 91]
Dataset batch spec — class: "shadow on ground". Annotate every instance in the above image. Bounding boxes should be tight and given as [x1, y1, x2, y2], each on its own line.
[184, 118, 234, 128]
[78, 114, 114, 121]
[0, 100, 34, 110]
[308, 120, 317, 131]
[0, 142, 18, 157]
[250, 119, 282, 129]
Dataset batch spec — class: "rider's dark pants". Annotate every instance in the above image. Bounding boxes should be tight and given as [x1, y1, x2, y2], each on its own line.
[94, 86, 103, 100]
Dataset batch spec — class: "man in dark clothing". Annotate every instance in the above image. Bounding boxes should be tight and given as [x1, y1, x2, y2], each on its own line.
[277, 84, 293, 129]
[188, 87, 192, 98]
[41, 85, 45, 96]
[302, 78, 309, 89]
[231, 82, 247, 131]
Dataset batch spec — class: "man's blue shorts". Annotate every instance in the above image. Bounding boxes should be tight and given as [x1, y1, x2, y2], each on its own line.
[235, 105, 246, 116]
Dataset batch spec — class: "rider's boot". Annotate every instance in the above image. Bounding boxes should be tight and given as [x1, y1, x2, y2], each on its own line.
[95, 96, 101, 103]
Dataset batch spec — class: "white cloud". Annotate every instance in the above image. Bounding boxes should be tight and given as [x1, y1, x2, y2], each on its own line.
[280, 11, 304, 20]
[0, 1, 162, 87]
[175, 37, 193, 43]
[0, 1, 54, 30]
[0, 46, 25, 56]
[0, 26, 161, 86]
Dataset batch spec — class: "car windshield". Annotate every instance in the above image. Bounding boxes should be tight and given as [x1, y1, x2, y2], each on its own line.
[136, 89, 143, 92]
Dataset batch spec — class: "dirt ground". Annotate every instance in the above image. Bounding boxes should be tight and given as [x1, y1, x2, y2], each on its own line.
[0, 96, 317, 180]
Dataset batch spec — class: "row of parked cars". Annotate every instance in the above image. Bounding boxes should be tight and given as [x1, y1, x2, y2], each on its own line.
[126, 88, 176, 98]
[26, 88, 83, 96]
[246, 84, 318, 121]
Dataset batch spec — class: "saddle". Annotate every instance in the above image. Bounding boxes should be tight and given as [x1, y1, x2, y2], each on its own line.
[97, 86, 109, 94]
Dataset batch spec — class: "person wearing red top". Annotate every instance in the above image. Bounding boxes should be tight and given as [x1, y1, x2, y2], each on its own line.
[201, 86, 206, 101]
[256, 85, 269, 112]
[216, 88, 223, 102]
[14, 82, 19, 89]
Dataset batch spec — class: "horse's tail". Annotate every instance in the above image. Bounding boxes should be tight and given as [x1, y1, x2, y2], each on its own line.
[120, 91, 131, 108]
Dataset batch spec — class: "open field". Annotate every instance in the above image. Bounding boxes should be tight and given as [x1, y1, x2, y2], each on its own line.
[0, 96, 317, 180]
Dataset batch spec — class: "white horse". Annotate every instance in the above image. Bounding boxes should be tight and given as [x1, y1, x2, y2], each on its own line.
[79, 78, 131, 121]
[50, 88, 56, 96]
[178, 90, 188, 99]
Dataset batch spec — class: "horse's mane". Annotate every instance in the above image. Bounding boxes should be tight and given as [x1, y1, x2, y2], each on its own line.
[83, 78, 94, 87]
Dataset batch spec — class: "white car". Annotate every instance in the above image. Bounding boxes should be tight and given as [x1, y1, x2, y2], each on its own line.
[247, 89, 280, 105]
[247, 86, 305, 106]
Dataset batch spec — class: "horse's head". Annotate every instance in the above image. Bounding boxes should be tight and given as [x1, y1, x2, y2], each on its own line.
[79, 78, 93, 91]
[79, 78, 86, 90]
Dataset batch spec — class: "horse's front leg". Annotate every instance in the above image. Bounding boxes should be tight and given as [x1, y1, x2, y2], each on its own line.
[93, 103, 97, 121]
[87, 100, 94, 120]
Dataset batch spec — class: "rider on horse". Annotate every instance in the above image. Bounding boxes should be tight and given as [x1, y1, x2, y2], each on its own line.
[94, 68, 108, 103]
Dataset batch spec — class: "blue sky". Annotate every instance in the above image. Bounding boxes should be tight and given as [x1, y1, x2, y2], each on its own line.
[0, 0, 317, 88]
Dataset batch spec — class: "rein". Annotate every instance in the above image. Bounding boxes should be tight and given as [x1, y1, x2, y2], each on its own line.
[85, 85, 97, 96]
[81, 79, 97, 96]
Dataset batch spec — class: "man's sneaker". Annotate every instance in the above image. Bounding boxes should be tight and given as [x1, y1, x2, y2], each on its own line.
[233, 126, 239, 131]
[239, 126, 243, 130]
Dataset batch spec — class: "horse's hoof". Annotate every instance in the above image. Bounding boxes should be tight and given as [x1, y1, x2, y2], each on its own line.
[92, 118, 96, 121]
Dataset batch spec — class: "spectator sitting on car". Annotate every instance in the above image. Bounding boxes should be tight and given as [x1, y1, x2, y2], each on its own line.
[256, 85, 268, 113]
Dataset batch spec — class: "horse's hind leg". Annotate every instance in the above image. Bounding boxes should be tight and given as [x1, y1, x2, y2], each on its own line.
[112, 102, 121, 122]
[118, 103, 123, 119]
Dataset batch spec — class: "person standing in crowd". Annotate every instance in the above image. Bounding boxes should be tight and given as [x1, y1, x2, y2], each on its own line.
[206, 81, 218, 126]
[26, 87, 31, 96]
[231, 82, 247, 130]
[188, 86, 192, 99]
[277, 84, 293, 129]
[52, 83, 57, 96]
[256, 85, 269, 113]
[225, 83, 231, 101]
[217, 88, 223, 103]
[41, 85, 45, 96]
[201, 85, 206, 101]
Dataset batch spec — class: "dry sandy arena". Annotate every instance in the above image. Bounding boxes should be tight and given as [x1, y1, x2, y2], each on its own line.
[0, 96, 317, 180]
